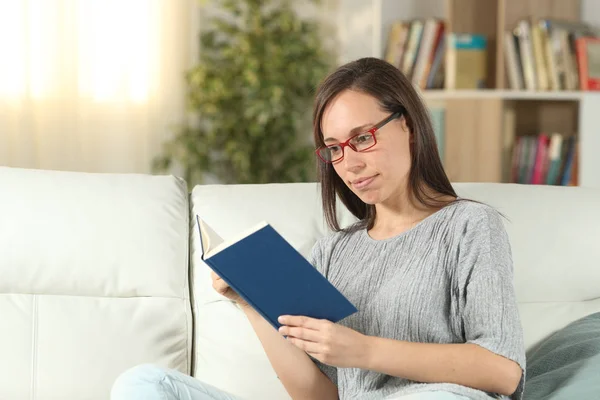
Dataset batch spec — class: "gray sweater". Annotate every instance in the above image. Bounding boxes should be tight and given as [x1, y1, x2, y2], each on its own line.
[309, 200, 526, 400]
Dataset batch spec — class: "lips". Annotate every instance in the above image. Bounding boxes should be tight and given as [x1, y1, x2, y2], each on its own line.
[351, 175, 377, 190]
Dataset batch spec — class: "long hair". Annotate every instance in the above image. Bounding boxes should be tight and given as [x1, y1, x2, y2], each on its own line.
[313, 57, 457, 232]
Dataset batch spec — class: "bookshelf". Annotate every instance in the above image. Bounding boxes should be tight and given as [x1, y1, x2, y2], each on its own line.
[337, 0, 600, 188]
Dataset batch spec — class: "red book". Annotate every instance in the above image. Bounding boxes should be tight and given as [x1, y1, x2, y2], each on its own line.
[531, 134, 549, 185]
[576, 37, 600, 91]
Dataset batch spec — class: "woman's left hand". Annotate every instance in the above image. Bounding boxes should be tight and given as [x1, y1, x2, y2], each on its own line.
[278, 315, 370, 368]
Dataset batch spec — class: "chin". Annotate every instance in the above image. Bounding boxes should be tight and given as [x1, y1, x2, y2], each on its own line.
[353, 190, 382, 205]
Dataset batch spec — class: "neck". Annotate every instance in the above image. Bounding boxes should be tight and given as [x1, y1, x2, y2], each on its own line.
[373, 192, 427, 232]
[370, 185, 453, 238]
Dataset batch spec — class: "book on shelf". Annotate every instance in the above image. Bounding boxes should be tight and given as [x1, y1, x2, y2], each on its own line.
[445, 33, 487, 89]
[384, 18, 490, 90]
[196, 216, 358, 330]
[510, 133, 578, 185]
[384, 18, 445, 89]
[504, 18, 600, 91]
[575, 36, 600, 90]
[385, 22, 409, 68]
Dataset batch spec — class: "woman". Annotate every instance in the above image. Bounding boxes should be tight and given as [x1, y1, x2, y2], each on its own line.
[111, 57, 526, 400]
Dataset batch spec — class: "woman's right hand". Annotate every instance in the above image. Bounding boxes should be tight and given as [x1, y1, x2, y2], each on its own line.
[211, 270, 249, 309]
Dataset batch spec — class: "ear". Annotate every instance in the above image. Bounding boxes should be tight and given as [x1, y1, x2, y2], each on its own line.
[400, 116, 414, 143]
[400, 116, 409, 132]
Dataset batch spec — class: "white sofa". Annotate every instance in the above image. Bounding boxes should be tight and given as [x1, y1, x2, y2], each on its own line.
[1, 166, 599, 400]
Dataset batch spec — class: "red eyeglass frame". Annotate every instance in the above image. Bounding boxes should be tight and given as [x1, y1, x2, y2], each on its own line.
[315, 111, 402, 163]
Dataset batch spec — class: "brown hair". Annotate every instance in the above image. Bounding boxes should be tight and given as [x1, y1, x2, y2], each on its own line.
[313, 57, 457, 232]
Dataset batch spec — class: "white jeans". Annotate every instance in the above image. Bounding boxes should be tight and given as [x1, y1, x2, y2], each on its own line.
[111, 364, 471, 400]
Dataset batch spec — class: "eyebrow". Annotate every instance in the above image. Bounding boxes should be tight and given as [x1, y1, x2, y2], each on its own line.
[323, 122, 374, 143]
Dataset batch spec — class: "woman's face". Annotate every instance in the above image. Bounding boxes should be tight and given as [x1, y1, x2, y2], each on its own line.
[321, 89, 412, 206]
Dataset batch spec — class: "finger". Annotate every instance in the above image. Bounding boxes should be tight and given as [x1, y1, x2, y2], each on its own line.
[211, 274, 227, 288]
[279, 326, 321, 342]
[286, 337, 323, 354]
[278, 315, 326, 329]
[212, 280, 229, 293]
[214, 276, 226, 286]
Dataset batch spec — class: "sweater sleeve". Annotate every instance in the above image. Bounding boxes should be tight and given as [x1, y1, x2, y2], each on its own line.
[307, 236, 339, 387]
[457, 205, 526, 400]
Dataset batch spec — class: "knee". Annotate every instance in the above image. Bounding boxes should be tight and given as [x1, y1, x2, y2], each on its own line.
[111, 363, 168, 400]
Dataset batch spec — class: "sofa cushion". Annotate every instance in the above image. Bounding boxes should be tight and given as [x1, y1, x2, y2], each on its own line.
[0, 167, 192, 400]
[523, 312, 600, 399]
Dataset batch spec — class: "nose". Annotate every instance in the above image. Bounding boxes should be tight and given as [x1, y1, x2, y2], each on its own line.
[341, 145, 364, 173]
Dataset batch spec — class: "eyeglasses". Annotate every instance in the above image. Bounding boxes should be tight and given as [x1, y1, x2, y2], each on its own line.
[315, 112, 401, 163]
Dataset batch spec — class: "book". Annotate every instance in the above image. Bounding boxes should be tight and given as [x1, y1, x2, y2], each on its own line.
[545, 133, 564, 185]
[385, 21, 409, 68]
[576, 36, 600, 90]
[411, 18, 443, 89]
[504, 30, 524, 90]
[196, 216, 358, 330]
[514, 20, 537, 91]
[445, 33, 488, 89]
[401, 20, 424, 78]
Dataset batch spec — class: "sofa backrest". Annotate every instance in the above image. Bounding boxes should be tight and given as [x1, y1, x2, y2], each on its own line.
[190, 182, 600, 399]
[455, 183, 600, 350]
[0, 167, 192, 400]
[2, 165, 598, 400]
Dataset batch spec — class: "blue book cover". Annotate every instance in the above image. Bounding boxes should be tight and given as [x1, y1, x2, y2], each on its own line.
[560, 136, 577, 186]
[196, 215, 358, 330]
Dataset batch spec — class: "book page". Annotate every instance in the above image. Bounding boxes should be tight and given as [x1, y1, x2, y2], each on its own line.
[197, 216, 224, 257]
[206, 220, 269, 259]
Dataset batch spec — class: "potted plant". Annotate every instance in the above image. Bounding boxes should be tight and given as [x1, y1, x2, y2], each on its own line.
[153, 0, 334, 185]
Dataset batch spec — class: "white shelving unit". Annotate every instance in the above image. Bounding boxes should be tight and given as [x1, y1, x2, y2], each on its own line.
[333, 0, 600, 188]
[578, 94, 600, 188]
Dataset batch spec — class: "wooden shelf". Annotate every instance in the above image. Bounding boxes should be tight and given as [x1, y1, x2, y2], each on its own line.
[501, 91, 586, 101]
[420, 90, 587, 101]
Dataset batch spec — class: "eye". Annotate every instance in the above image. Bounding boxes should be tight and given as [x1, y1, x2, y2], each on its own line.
[353, 133, 373, 144]
[328, 145, 342, 154]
